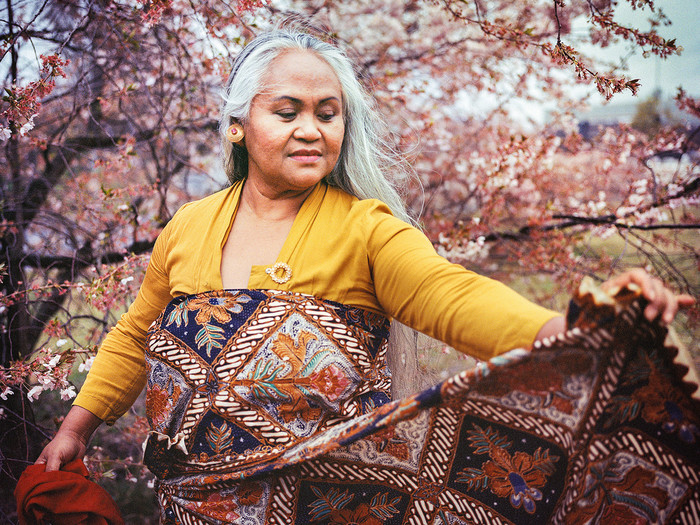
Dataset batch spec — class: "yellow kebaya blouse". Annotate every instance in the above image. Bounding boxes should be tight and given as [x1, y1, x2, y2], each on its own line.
[74, 181, 559, 424]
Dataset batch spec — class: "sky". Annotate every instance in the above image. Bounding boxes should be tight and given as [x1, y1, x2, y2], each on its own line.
[500, 0, 700, 127]
[585, 0, 700, 107]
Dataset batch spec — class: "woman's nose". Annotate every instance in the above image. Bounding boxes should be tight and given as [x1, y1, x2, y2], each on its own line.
[293, 114, 322, 140]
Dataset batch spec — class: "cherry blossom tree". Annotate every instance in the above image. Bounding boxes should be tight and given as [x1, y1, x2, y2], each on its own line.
[0, 0, 237, 511]
[1, 0, 697, 519]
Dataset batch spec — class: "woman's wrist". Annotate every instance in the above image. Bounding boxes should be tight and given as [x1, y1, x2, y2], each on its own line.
[532, 315, 566, 346]
[57, 405, 103, 446]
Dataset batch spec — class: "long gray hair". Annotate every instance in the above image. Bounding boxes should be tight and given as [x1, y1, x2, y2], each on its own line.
[219, 29, 413, 224]
[220, 29, 439, 397]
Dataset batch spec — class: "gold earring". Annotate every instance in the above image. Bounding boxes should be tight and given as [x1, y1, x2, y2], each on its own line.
[226, 123, 244, 143]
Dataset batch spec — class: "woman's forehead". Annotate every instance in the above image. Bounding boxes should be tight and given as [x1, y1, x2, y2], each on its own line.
[258, 50, 343, 98]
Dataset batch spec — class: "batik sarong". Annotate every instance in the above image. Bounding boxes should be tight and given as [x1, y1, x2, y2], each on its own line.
[143, 287, 699, 524]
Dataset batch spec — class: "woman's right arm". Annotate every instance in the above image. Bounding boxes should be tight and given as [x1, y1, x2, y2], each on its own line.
[35, 405, 103, 472]
[35, 214, 178, 470]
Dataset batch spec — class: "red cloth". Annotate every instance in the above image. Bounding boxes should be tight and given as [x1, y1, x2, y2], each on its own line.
[14, 459, 124, 525]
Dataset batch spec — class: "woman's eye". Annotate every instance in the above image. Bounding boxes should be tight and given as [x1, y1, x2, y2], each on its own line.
[318, 112, 336, 121]
[276, 111, 296, 119]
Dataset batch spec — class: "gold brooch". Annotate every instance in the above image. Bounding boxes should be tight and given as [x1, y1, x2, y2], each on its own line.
[265, 262, 292, 284]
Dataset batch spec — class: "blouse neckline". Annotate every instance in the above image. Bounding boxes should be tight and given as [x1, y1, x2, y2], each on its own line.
[212, 179, 328, 290]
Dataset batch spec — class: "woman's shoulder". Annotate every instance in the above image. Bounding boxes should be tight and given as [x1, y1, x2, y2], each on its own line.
[157, 186, 237, 245]
[323, 184, 395, 218]
[174, 186, 236, 217]
[165, 186, 236, 227]
[319, 185, 419, 247]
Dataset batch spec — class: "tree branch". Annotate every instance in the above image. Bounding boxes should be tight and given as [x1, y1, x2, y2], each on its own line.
[15, 239, 156, 271]
[13, 118, 218, 227]
[479, 216, 700, 243]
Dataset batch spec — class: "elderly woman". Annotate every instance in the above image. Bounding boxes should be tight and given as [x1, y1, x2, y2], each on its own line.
[36, 30, 693, 522]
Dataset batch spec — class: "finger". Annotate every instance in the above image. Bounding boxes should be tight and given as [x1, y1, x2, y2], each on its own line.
[661, 291, 697, 324]
[45, 454, 62, 472]
[660, 288, 678, 325]
[631, 269, 658, 302]
[643, 278, 666, 321]
[620, 269, 661, 320]
[607, 269, 665, 321]
[678, 294, 696, 307]
[34, 454, 47, 465]
[602, 268, 648, 295]
[600, 272, 629, 294]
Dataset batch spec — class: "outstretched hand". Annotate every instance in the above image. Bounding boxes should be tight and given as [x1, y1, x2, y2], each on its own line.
[534, 268, 694, 345]
[602, 268, 695, 325]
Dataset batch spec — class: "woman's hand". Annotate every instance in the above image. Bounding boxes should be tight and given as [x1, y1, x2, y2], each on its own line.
[602, 268, 695, 325]
[35, 405, 103, 472]
[36, 429, 88, 472]
[534, 268, 694, 346]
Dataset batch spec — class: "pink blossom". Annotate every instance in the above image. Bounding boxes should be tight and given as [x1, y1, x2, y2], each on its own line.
[19, 114, 37, 136]
[79, 356, 95, 373]
[46, 354, 61, 369]
[60, 386, 77, 400]
[27, 385, 43, 401]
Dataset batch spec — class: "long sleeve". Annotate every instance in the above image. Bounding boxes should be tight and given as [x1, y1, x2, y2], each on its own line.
[364, 201, 559, 361]
[71, 185, 245, 424]
[73, 218, 175, 424]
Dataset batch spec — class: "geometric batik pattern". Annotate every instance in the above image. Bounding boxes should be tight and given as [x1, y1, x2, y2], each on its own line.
[143, 288, 700, 524]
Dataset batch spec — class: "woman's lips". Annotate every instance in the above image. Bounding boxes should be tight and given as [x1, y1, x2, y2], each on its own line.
[289, 150, 322, 162]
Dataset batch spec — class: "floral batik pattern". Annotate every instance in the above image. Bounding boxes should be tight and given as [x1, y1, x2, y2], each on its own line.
[454, 425, 560, 514]
[143, 289, 699, 524]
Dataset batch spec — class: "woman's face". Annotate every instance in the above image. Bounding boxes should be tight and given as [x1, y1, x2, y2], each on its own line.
[242, 50, 345, 197]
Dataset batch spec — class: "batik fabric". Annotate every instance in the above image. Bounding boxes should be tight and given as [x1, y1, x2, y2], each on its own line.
[143, 287, 699, 524]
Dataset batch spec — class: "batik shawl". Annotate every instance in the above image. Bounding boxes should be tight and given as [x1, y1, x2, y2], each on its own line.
[143, 287, 699, 524]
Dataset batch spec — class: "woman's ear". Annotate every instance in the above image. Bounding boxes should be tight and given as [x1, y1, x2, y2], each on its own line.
[225, 122, 245, 144]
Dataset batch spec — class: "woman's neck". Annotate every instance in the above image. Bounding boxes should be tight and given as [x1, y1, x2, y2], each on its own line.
[239, 178, 316, 222]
